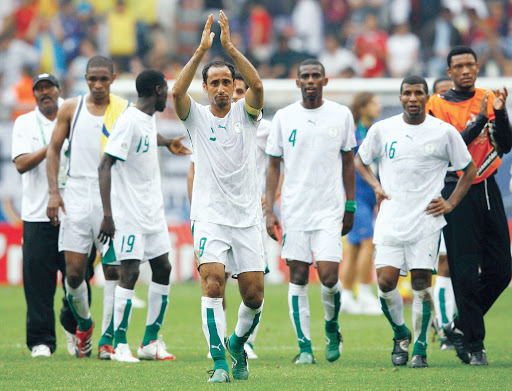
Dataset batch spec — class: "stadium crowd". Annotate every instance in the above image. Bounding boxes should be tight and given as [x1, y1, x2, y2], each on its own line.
[1, 0, 512, 119]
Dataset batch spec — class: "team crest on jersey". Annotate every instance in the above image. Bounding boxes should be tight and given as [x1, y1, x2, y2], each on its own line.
[424, 143, 435, 155]
[234, 121, 243, 134]
[328, 127, 339, 138]
[121, 142, 128, 150]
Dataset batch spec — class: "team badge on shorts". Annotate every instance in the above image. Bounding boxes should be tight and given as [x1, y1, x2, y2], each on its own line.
[234, 121, 243, 134]
[328, 127, 339, 138]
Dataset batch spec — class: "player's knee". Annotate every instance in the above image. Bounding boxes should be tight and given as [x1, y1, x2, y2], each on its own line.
[243, 291, 264, 309]
[66, 274, 83, 289]
[377, 275, 397, 292]
[319, 274, 338, 288]
[103, 265, 120, 280]
[120, 266, 139, 288]
[204, 275, 224, 298]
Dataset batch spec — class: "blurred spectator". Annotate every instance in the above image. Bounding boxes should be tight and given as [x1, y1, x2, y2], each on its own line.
[290, 0, 324, 57]
[107, 0, 136, 73]
[472, 27, 508, 76]
[386, 23, 420, 78]
[501, 20, 512, 75]
[409, 0, 442, 33]
[486, 1, 507, 36]
[422, 7, 461, 77]
[66, 37, 98, 96]
[348, 0, 385, 26]
[462, 8, 486, 46]
[58, 0, 83, 64]
[14, 0, 39, 41]
[389, 0, 410, 26]
[269, 34, 308, 78]
[353, 13, 387, 77]
[0, 1, 16, 33]
[131, 0, 159, 60]
[8, 64, 36, 121]
[156, 0, 179, 56]
[0, 30, 40, 94]
[31, 16, 66, 79]
[247, 1, 273, 63]
[318, 34, 360, 77]
[321, 0, 349, 35]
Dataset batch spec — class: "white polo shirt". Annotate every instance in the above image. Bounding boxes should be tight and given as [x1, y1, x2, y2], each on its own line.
[12, 101, 65, 222]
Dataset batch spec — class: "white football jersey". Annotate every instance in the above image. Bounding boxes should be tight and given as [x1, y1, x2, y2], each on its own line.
[104, 107, 167, 234]
[182, 97, 262, 227]
[358, 114, 472, 245]
[266, 100, 356, 230]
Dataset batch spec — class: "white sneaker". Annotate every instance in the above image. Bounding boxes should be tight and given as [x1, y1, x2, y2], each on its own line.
[244, 343, 258, 359]
[138, 336, 176, 360]
[111, 343, 139, 363]
[61, 326, 76, 356]
[31, 345, 51, 357]
[358, 293, 382, 316]
[131, 295, 146, 309]
[341, 292, 361, 314]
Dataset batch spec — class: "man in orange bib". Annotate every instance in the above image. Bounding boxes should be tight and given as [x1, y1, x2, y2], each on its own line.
[427, 45, 512, 366]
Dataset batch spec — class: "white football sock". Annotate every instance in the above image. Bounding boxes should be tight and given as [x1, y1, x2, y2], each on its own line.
[289, 283, 312, 353]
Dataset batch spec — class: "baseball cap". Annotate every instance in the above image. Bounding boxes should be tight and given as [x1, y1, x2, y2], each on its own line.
[33, 73, 60, 89]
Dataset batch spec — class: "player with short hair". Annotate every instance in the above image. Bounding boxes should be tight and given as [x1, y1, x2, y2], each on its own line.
[265, 58, 356, 365]
[355, 75, 476, 368]
[46, 56, 124, 359]
[172, 12, 265, 383]
[47, 56, 187, 359]
[187, 72, 271, 360]
[427, 45, 512, 366]
[98, 69, 187, 362]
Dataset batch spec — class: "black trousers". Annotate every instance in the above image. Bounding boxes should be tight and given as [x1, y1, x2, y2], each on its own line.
[23, 221, 66, 353]
[442, 176, 512, 352]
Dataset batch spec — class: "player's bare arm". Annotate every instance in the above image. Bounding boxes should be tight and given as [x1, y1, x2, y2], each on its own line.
[46, 98, 77, 224]
[156, 133, 192, 155]
[171, 14, 215, 120]
[97, 153, 118, 245]
[426, 161, 476, 217]
[265, 156, 281, 240]
[341, 150, 355, 236]
[218, 10, 263, 115]
[354, 154, 390, 210]
[14, 145, 49, 174]
[187, 162, 194, 202]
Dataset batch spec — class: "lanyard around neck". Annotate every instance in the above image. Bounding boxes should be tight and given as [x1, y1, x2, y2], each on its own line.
[36, 113, 47, 146]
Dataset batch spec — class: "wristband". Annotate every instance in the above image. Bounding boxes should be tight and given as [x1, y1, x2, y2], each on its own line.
[345, 200, 357, 213]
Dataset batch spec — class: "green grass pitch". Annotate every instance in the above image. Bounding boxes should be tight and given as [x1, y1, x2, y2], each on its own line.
[1, 283, 511, 390]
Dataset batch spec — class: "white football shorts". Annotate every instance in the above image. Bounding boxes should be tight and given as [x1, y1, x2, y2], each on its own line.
[58, 178, 104, 255]
[281, 224, 342, 264]
[192, 221, 265, 278]
[374, 230, 441, 275]
[104, 227, 172, 265]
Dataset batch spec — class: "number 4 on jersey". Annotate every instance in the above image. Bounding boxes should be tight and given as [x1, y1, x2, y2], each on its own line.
[289, 129, 297, 147]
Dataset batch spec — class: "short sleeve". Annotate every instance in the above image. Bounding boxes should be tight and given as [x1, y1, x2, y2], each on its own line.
[104, 113, 134, 161]
[265, 110, 284, 157]
[182, 95, 200, 130]
[12, 116, 31, 161]
[445, 125, 472, 170]
[357, 124, 381, 165]
[341, 108, 357, 152]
